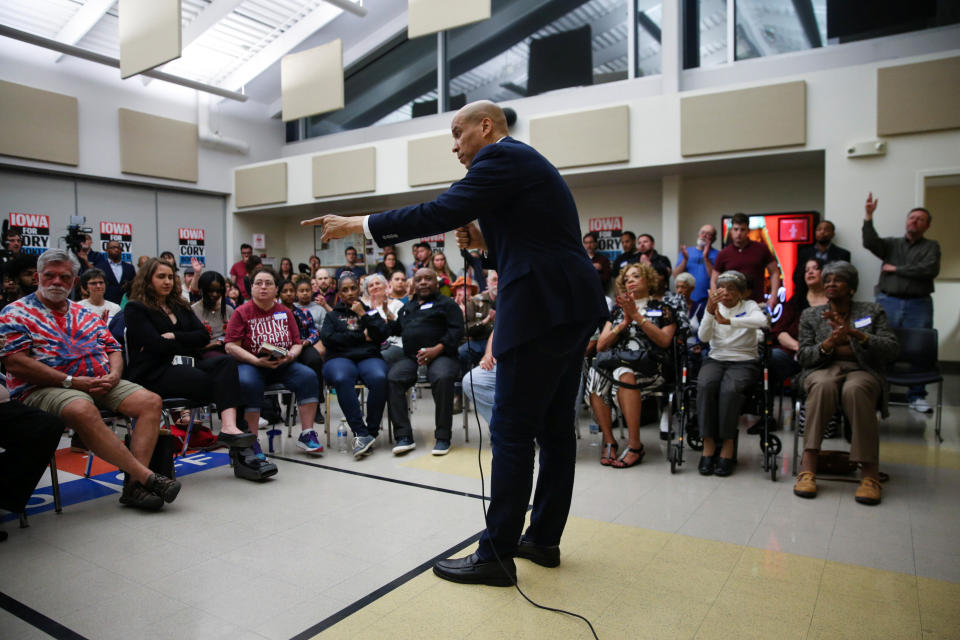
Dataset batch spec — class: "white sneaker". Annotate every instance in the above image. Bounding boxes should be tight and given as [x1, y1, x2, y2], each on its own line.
[258, 417, 270, 428]
[910, 398, 933, 414]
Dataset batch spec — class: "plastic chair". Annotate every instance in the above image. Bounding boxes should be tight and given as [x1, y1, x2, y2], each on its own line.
[885, 327, 943, 443]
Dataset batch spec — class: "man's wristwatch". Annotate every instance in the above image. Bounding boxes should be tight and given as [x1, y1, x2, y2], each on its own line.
[61, 375, 73, 389]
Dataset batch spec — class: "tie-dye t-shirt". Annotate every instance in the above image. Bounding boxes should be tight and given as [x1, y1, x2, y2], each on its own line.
[0, 293, 121, 400]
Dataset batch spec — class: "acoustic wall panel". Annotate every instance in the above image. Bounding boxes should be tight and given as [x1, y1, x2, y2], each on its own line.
[681, 81, 806, 156]
[407, 133, 465, 187]
[0, 80, 78, 166]
[118, 108, 198, 183]
[312, 147, 376, 198]
[878, 57, 960, 136]
[281, 40, 345, 121]
[408, 0, 491, 38]
[118, 0, 182, 79]
[235, 162, 288, 208]
[530, 105, 630, 169]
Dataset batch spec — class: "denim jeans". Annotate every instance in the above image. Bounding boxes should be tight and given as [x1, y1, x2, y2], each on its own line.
[322, 357, 388, 437]
[236, 361, 319, 410]
[462, 364, 497, 424]
[876, 292, 933, 400]
[458, 339, 488, 375]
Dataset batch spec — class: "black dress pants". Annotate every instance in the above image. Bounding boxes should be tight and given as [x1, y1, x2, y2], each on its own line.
[144, 354, 244, 411]
[0, 401, 64, 512]
[387, 355, 460, 441]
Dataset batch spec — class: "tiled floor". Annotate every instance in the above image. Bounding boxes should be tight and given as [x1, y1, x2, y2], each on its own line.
[1, 376, 958, 639]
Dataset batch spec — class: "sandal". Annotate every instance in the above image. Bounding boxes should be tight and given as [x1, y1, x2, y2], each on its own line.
[612, 446, 645, 469]
[600, 441, 619, 466]
[175, 410, 192, 428]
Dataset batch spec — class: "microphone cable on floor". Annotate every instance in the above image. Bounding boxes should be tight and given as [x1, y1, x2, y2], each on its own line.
[460, 259, 599, 640]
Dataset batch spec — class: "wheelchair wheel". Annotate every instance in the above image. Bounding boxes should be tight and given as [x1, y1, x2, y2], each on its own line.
[668, 446, 677, 474]
[769, 434, 782, 455]
[687, 432, 703, 451]
[770, 459, 778, 482]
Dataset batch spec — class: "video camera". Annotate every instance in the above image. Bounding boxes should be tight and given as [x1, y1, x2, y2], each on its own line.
[64, 215, 93, 254]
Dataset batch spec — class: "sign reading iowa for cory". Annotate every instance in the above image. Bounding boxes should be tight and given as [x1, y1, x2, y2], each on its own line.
[99, 221, 133, 262]
[589, 216, 623, 261]
[8, 212, 51, 255]
[178, 227, 205, 267]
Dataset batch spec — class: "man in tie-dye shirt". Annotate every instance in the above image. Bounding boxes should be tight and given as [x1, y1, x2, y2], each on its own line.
[0, 248, 182, 511]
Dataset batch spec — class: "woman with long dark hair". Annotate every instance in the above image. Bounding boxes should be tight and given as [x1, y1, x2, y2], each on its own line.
[278, 257, 295, 285]
[125, 259, 258, 471]
[191, 270, 234, 357]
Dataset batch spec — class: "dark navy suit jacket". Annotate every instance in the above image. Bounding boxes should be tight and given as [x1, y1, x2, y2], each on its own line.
[91, 252, 136, 304]
[368, 137, 607, 357]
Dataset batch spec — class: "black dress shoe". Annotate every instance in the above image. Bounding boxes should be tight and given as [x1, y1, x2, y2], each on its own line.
[714, 456, 735, 477]
[516, 539, 560, 568]
[698, 454, 716, 476]
[433, 552, 516, 587]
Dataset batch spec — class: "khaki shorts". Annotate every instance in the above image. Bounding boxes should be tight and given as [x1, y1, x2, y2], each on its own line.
[21, 379, 144, 418]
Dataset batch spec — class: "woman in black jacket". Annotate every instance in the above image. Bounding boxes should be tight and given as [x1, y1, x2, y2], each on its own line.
[125, 259, 251, 450]
[319, 274, 389, 458]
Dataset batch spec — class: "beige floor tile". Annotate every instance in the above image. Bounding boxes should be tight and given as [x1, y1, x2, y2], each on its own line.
[808, 591, 921, 640]
[655, 533, 746, 573]
[819, 561, 919, 604]
[695, 589, 813, 640]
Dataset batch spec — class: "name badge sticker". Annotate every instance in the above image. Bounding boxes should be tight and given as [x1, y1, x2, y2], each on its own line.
[420, 302, 434, 310]
[854, 316, 872, 329]
[272, 312, 287, 320]
[645, 309, 663, 317]
[366, 309, 379, 316]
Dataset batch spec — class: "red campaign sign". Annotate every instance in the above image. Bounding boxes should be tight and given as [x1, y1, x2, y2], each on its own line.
[9, 212, 52, 254]
[178, 227, 205, 241]
[588, 217, 622, 232]
[9, 212, 50, 229]
[100, 221, 133, 237]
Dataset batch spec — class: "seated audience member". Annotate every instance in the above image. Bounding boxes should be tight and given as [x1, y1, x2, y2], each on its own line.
[7, 254, 38, 299]
[675, 271, 707, 379]
[225, 267, 323, 457]
[314, 268, 336, 311]
[696, 271, 768, 477]
[462, 331, 497, 424]
[335, 246, 366, 280]
[583, 231, 611, 289]
[278, 258, 296, 285]
[793, 220, 850, 300]
[770, 258, 827, 391]
[225, 281, 243, 309]
[0, 248, 180, 510]
[125, 259, 258, 468]
[241, 255, 263, 297]
[406, 242, 432, 278]
[388, 270, 409, 304]
[586, 263, 676, 468]
[192, 271, 234, 356]
[91, 241, 136, 305]
[78, 268, 122, 322]
[320, 274, 390, 458]
[457, 274, 495, 375]
[361, 273, 405, 365]
[1, 263, 18, 308]
[308, 254, 321, 276]
[794, 261, 898, 505]
[431, 251, 456, 296]
[294, 276, 326, 327]
[373, 252, 404, 280]
[159, 251, 177, 268]
[387, 268, 464, 456]
[279, 280, 325, 385]
[0, 366, 65, 519]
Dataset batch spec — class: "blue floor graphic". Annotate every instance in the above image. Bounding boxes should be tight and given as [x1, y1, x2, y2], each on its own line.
[2, 451, 231, 522]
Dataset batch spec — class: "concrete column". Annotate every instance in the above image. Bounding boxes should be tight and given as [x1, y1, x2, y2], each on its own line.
[661, 174, 681, 278]
[660, 0, 682, 94]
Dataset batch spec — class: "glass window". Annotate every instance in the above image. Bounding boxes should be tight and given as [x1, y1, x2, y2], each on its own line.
[303, 34, 437, 137]
[443, 0, 629, 106]
[697, 0, 729, 67]
[636, 2, 662, 77]
[735, 0, 826, 61]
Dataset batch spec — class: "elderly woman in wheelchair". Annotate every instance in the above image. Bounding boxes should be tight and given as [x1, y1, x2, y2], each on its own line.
[586, 263, 676, 468]
[794, 261, 898, 505]
[696, 271, 769, 477]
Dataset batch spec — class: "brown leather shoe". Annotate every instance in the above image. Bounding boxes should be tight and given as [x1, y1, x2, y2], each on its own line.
[855, 477, 882, 505]
[793, 471, 817, 499]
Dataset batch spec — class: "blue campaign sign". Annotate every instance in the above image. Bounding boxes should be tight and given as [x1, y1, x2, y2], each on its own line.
[1, 451, 232, 522]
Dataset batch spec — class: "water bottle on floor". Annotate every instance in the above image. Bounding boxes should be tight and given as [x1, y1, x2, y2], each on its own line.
[337, 420, 348, 453]
[588, 423, 600, 446]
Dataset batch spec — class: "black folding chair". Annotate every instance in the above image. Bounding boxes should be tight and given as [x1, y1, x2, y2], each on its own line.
[886, 327, 943, 443]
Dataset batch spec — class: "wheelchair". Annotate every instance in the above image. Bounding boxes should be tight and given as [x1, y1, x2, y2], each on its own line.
[667, 328, 782, 480]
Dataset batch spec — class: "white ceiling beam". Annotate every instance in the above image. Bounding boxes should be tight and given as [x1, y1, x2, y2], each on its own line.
[215, 2, 344, 92]
[324, 0, 367, 18]
[53, 0, 115, 62]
